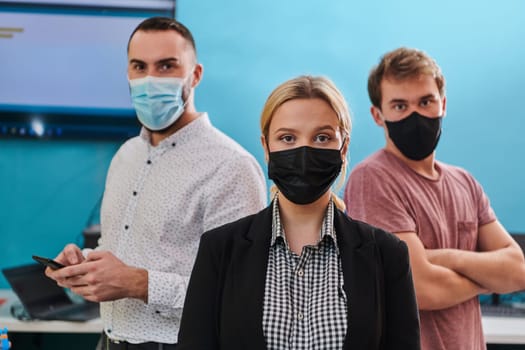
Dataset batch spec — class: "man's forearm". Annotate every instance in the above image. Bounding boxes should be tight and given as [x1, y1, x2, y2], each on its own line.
[427, 247, 525, 293]
[416, 262, 485, 310]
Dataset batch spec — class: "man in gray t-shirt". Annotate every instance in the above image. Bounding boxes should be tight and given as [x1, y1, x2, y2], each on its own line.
[344, 47, 525, 350]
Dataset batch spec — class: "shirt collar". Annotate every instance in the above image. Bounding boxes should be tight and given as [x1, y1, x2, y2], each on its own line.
[139, 112, 210, 148]
[270, 193, 339, 252]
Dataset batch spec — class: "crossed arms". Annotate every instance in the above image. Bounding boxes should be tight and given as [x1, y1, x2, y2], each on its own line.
[398, 220, 525, 310]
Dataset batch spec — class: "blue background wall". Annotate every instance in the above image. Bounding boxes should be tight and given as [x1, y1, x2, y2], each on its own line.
[1, 0, 524, 287]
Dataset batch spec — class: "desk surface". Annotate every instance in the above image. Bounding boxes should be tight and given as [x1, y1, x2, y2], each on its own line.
[0, 289, 102, 333]
[1, 289, 524, 342]
[482, 316, 525, 344]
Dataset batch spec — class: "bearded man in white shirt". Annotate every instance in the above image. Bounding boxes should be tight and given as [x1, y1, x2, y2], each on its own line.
[46, 17, 267, 350]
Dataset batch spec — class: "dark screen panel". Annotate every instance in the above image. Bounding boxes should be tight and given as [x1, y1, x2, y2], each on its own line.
[1, 263, 71, 316]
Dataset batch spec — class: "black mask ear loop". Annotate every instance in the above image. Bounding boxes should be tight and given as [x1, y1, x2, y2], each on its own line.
[264, 137, 280, 201]
[338, 135, 348, 179]
[264, 138, 271, 158]
[339, 135, 348, 164]
[340, 136, 347, 152]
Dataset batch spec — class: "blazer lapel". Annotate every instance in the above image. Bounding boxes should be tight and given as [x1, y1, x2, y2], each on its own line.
[230, 206, 273, 349]
[335, 210, 382, 349]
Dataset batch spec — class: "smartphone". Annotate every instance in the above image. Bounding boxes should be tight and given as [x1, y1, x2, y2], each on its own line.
[32, 255, 65, 270]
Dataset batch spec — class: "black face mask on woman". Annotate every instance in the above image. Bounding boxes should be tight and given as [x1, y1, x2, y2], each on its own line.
[385, 111, 442, 161]
[268, 145, 343, 205]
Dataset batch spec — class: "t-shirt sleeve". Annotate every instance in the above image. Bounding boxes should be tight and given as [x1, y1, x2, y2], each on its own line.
[344, 164, 417, 234]
[467, 172, 497, 226]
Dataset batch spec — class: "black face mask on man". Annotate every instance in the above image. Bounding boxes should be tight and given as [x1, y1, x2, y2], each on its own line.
[268, 145, 343, 205]
[384, 111, 442, 161]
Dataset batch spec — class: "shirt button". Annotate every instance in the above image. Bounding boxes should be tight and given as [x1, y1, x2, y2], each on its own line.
[147, 160, 152, 164]
[124, 225, 129, 230]
[297, 269, 304, 277]
[107, 329, 112, 333]
[171, 142, 176, 147]
[297, 312, 303, 320]
[133, 191, 137, 196]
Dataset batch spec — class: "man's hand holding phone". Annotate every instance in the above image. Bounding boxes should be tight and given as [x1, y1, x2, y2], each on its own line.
[42, 244, 86, 284]
[32, 255, 65, 270]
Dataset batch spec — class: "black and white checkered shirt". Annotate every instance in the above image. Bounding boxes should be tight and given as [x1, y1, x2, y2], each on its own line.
[262, 195, 348, 349]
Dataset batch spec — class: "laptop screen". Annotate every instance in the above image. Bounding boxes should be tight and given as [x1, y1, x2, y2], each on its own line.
[1, 263, 72, 316]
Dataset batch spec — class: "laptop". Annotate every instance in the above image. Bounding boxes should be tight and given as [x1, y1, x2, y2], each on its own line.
[1, 263, 100, 321]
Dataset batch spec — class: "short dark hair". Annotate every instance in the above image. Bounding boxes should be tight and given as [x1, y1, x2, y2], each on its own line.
[368, 47, 445, 109]
[127, 17, 197, 56]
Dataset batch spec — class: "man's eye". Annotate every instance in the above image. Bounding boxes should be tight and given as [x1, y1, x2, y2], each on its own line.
[393, 104, 406, 111]
[160, 64, 174, 71]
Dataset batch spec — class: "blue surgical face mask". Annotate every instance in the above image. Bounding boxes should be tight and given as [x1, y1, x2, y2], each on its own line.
[129, 74, 191, 131]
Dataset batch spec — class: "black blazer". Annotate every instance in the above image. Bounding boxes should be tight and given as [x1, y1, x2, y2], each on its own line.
[178, 205, 420, 350]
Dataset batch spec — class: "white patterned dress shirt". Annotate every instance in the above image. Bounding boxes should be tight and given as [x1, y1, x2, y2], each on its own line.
[99, 113, 267, 344]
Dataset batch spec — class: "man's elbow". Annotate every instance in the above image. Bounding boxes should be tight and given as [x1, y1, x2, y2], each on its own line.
[494, 251, 525, 293]
[512, 274, 525, 292]
[500, 264, 525, 293]
[512, 253, 525, 290]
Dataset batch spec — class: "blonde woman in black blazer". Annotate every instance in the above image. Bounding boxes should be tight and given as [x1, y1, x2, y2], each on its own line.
[178, 76, 420, 350]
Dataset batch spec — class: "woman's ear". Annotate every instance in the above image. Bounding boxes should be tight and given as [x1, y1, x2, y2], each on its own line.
[261, 135, 269, 163]
[341, 134, 349, 160]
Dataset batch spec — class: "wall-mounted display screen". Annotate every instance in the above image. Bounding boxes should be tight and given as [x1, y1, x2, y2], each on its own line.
[0, 0, 176, 139]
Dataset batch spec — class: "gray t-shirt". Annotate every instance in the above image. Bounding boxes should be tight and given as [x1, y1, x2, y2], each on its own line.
[344, 149, 496, 350]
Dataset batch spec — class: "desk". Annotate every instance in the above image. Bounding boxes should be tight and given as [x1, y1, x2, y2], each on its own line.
[483, 316, 525, 345]
[0, 289, 102, 334]
[1, 289, 524, 344]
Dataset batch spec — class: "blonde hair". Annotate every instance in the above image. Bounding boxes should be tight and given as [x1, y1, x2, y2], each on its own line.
[260, 75, 352, 211]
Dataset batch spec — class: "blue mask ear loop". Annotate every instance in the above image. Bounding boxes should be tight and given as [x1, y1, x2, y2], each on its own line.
[181, 65, 197, 106]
